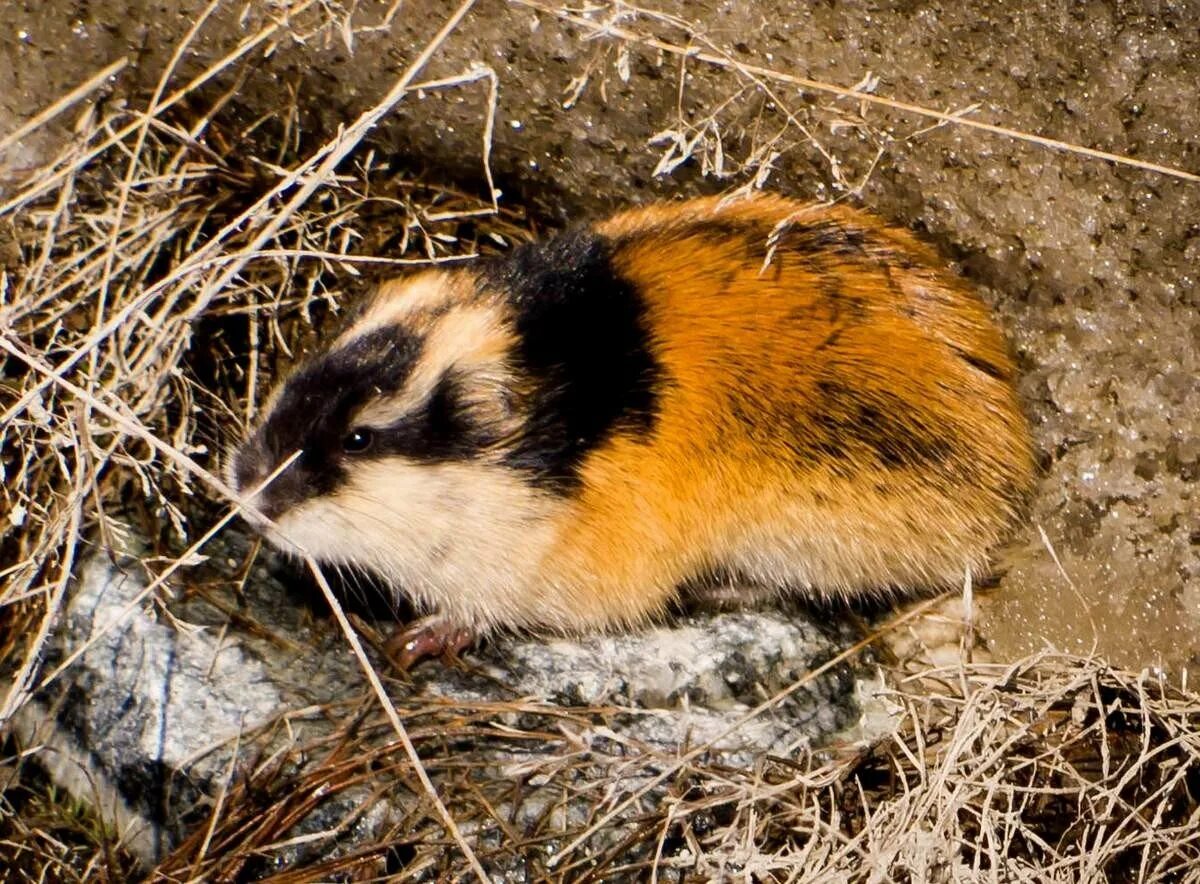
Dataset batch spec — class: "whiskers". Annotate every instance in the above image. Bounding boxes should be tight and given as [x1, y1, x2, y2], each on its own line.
[326, 558, 404, 621]
[335, 490, 426, 536]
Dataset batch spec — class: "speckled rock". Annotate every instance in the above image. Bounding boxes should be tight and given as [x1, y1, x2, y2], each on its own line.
[11, 556, 284, 863]
[15, 551, 860, 867]
[473, 611, 856, 760]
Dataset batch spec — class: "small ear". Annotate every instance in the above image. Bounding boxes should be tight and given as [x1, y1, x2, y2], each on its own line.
[443, 362, 522, 445]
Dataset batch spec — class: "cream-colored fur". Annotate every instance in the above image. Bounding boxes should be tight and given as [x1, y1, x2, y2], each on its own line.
[351, 302, 515, 432]
[268, 459, 572, 632]
[335, 270, 476, 344]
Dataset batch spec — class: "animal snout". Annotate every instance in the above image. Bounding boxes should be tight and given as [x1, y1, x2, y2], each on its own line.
[229, 445, 309, 524]
[231, 447, 268, 496]
[227, 448, 278, 523]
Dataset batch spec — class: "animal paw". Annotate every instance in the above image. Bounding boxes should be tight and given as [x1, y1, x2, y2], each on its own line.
[386, 616, 475, 671]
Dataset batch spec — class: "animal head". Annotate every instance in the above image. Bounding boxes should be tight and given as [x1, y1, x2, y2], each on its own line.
[226, 269, 550, 603]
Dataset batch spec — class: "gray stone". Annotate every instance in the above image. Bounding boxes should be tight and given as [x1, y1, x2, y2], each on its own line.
[13, 556, 283, 862]
[16, 550, 860, 868]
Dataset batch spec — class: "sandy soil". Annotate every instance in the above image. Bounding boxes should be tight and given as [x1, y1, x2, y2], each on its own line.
[3, 0, 1197, 671]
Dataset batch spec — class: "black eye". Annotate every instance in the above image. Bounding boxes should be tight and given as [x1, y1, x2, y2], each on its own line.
[342, 428, 374, 454]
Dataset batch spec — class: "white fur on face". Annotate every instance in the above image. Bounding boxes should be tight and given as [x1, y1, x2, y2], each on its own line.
[270, 457, 572, 632]
[336, 271, 475, 345]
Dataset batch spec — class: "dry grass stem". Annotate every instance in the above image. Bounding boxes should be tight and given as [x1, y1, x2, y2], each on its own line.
[303, 555, 490, 882]
[0, 58, 129, 158]
[141, 653, 1200, 880]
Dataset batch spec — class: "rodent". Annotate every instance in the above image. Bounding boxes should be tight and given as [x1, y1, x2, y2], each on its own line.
[228, 193, 1035, 666]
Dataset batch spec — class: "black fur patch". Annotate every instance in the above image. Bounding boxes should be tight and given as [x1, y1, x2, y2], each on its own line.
[482, 228, 663, 493]
[233, 324, 422, 518]
[811, 380, 956, 469]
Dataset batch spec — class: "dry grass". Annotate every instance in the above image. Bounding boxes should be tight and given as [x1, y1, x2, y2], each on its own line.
[2, 1, 1199, 881]
[140, 654, 1200, 881]
[517, 0, 1200, 186]
[0, 749, 140, 883]
[0, 2, 528, 686]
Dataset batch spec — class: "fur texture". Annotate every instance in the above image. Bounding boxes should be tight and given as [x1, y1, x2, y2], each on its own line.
[230, 193, 1036, 636]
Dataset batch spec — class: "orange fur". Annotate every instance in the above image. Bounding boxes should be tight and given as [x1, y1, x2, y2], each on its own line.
[530, 194, 1034, 628]
[238, 194, 1035, 641]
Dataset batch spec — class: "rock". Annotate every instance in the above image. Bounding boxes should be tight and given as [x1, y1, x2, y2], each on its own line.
[12, 556, 284, 863]
[15, 550, 862, 868]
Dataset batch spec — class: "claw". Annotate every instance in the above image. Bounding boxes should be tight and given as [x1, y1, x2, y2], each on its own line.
[386, 616, 475, 671]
